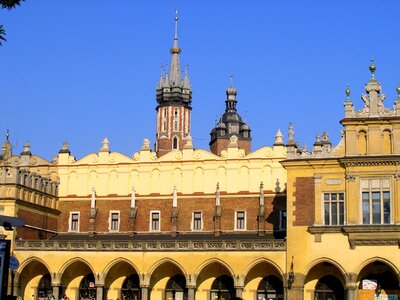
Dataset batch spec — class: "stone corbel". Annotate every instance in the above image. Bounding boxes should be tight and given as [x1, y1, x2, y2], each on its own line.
[345, 174, 356, 182]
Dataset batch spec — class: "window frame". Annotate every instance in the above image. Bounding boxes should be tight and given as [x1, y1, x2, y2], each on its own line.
[192, 211, 202, 231]
[235, 210, 246, 231]
[172, 136, 179, 150]
[323, 192, 345, 226]
[360, 178, 391, 225]
[109, 210, 120, 232]
[150, 210, 161, 232]
[69, 211, 80, 232]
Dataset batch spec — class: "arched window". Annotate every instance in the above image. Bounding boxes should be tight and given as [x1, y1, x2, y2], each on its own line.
[174, 108, 179, 131]
[121, 274, 141, 300]
[38, 273, 53, 299]
[79, 273, 96, 300]
[165, 274, 187, 300]
[210, 275, 235, 300]
[256, 275, 284, 300]
[172, 136, 178, 150]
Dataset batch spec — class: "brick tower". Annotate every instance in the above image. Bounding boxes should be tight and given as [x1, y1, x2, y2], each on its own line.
[155, 12, 192, 157]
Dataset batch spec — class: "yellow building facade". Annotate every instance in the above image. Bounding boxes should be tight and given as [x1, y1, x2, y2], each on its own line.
[1, 13, 400, 300]
[283, 62, 400, 300]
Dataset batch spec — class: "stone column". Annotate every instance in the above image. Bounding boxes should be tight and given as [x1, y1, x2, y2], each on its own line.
[141, 286, 149, 300]
[234, 274, 244, 299]
[235, 287, 243, 298]
[52, 284, 60, 300]
[285, 285, 303, 300]
[96, 285, 104, 300]
[187, 286, 196, 300]
[346, 286, 357, 300]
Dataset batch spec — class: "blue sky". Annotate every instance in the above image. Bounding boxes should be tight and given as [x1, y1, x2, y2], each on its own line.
[1, 1, 399, 160]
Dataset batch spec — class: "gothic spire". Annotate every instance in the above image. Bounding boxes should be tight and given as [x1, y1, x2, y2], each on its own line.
[169, 10, 182, 86]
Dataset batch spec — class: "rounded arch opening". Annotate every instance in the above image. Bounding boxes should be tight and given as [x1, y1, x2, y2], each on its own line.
[314, 275, 344, 300]
[358, 260, 400, 294]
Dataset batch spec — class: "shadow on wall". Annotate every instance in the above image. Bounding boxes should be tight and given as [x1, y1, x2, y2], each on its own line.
[267, 178, 287, 239]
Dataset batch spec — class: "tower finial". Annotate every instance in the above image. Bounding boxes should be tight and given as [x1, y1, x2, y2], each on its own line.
[369, 58, 376, 80]
[230, 74, 234, 87]
[345, 84, 351, 101]
[5, 129, 9, 141]
[397, 83, 400, 99]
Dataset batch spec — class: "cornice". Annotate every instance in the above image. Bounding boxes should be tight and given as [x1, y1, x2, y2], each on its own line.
[339, 155, 400, 167]
[308, 224, 400, 249]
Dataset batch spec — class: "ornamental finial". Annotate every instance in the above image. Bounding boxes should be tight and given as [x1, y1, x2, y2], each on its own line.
[397, 83, 400, 99]
[5, 129, 9, 141]
[369, 58, 376, 80]
[345, 84, 351, 101]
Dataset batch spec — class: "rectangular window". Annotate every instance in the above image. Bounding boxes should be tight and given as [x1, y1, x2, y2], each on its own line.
[279, 210, 287, 230]
[361, 178, 391, 225]
[323, 192, 345, 225]
[193, 212, 202, 231]
[109, 211, 120, 232]
[151, 211, 160, 231]
[236, 211, 246, 230]
[69, 212, 80, 232]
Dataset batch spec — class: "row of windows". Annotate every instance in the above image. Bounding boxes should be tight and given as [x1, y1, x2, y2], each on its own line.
[69, 210, 287, 232]
[324, 178, 391, 226]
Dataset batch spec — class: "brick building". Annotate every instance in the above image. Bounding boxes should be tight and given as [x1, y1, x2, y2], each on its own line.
[1, 13, 400, 300]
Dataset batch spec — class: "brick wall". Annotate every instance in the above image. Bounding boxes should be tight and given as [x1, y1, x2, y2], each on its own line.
[210, 139, 251, 156]
[58, 193, 285, 234]
[17, 208, 58, 239]
[293, 177, 315, 226]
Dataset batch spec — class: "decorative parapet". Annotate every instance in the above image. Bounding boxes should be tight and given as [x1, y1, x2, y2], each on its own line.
[14, 239, 286, 252]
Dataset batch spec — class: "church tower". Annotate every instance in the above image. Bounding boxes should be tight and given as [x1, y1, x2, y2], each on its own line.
[210, 80, 251, 155]
[155, 12, 192, 157]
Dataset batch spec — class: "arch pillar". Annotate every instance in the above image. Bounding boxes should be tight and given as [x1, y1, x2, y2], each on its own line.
[95, 284, 104, 300]
[94, 272, 105, 300]
[285, 272, 304, 300]
[187, 273, 197, 300]
[345, 273, 357, 300]
[140, 285, 149, 300]
[51, 272, 62, 300]
[140, 273, 151, 300]
[52, 283, 61, 300]
[234, 274, 245, 298]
